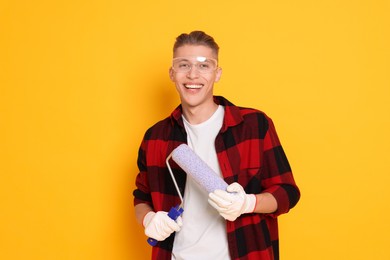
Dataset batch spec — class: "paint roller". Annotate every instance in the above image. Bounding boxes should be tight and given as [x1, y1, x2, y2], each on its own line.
[171, 144, 228, 193]
[147, 144, 229, 246]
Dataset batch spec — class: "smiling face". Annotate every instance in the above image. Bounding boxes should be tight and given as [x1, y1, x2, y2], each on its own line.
[169, 44, 222, 111]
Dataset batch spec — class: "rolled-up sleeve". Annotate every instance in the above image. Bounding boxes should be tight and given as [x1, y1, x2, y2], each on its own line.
[260, 118, 300, 217]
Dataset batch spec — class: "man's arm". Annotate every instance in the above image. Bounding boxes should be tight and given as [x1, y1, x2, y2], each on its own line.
[208, 183, 278, 221]
[134, 203, 153, 225]
[253, 192, 278, 214]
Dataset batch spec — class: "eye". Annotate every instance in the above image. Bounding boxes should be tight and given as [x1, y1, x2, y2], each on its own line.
[178, 62, 191, 69]
[198, 63, 210, 70]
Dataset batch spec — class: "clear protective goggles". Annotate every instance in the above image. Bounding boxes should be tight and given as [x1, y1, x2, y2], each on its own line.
[172, 56, 218, 74]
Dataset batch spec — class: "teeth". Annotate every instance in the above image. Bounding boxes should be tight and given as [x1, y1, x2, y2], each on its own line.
[185, 84, 202, 89]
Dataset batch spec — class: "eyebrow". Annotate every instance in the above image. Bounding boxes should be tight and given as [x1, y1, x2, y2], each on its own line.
[174, 58, 190, 62]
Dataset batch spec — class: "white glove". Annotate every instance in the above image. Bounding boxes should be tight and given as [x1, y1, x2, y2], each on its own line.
[208, 182, 256, 221]
[143, 211, 183, 241]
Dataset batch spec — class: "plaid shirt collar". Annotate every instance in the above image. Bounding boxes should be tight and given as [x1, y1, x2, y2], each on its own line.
[170, 96, 243, 133]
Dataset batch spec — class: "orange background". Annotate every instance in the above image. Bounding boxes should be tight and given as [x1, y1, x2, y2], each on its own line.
[1, 0, 389, 259]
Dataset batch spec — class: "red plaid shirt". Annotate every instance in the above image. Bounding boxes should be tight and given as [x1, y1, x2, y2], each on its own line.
[133, 96, 300, 260]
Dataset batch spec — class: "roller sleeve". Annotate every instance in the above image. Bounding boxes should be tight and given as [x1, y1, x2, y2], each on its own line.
[171, 144, 228, 193]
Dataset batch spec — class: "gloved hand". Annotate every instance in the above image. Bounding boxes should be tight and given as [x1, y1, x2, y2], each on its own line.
[143, 211, 183, 241]
[208, 182, 256, 221]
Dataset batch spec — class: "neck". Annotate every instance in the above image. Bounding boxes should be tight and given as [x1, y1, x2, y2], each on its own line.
[182, 102, 219, 125]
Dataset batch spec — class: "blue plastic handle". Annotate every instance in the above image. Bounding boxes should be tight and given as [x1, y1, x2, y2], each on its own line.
[147, 205, 184, 246]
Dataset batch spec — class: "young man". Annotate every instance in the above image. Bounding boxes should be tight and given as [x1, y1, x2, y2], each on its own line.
[133, 31, 300, 260]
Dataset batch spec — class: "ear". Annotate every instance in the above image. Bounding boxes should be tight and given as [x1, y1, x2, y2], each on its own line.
[214, 67, 222, 83]
[169, 67, 174, 81]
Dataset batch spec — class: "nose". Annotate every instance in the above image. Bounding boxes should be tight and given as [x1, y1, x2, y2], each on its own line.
[186, 65, 200, 78]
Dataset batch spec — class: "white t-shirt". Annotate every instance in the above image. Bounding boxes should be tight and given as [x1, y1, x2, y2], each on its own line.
[172, 105, 230, 260]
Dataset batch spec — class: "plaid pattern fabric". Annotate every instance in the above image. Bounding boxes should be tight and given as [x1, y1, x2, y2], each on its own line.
[133, 96, 300, 260]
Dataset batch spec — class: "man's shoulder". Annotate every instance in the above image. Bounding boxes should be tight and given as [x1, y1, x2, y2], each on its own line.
[217, 96, 270, 120]
[149, 115, 172, 129]
[237, 105, 270, 122]
[143, 115, 173, 138]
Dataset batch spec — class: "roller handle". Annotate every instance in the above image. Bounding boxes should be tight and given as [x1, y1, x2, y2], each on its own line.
[147, 204, 184, 246]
